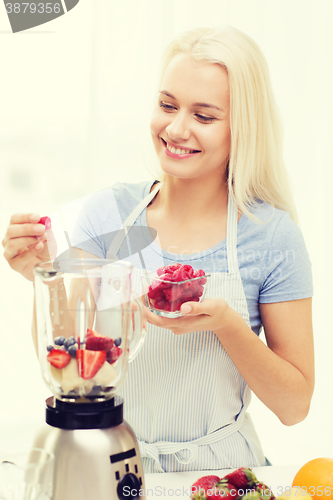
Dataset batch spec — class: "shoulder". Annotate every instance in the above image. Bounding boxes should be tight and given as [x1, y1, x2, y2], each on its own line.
[239, 201, 302, 250]
[85, 179, 155, 205]
[240, 202, 313, 302]
[79, 179, 156, 221]
[238, 201, 312, 283]
[69, 179, 156, 257]
[111, 180, 155, 205]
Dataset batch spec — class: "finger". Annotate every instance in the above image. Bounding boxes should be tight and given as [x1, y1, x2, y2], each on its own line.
[180, 298, 225, 317]
[4, 245, 43, 275]
[180, 301, 209, 316]
[9, 213, 41, 224]
[4, 236, 43, 257]
[35, 240, 44, 251]
[5, 222, 46, 242]
[2, 214, 47, 249]
[3, 231, 48, 259]
[142, 305, 172, 328]
[131, 302, 138, 313]
[142, 305, 196, 331]
[37, 235, 56, 259]
[5, 238, 50, 267]
[4, 239, 43, 260]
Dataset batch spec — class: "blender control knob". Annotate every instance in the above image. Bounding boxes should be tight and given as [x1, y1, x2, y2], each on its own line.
[117, 473, 141, 500]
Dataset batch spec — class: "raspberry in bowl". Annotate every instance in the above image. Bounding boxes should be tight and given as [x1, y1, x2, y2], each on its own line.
[141, 263, 210, 318]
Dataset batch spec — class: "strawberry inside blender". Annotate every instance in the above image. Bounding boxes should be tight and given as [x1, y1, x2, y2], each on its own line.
[46, 329, 123, 397]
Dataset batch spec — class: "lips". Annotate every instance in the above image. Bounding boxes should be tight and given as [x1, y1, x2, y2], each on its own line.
[161, 138, 201, 155]
[160, 137, 201, 161]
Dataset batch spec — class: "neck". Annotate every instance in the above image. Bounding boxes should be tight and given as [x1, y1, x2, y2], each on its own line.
[156, 174, 228, 222]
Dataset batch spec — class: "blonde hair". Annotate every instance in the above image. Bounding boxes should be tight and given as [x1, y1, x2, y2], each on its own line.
[155, 26, 298, 223]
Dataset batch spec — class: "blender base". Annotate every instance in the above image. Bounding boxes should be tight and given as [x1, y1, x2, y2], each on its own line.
[32, 396, 145, 500]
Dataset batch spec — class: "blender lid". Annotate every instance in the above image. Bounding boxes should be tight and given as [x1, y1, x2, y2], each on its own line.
[34, 258, 133, 277]
[45, 396, 124, 430]
[53, 226, 157, 271]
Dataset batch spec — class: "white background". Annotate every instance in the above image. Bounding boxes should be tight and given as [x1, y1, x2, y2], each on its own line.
[0, 0, 332, 469]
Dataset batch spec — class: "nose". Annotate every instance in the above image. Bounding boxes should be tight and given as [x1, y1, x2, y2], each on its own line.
[166, 112, 191, 142]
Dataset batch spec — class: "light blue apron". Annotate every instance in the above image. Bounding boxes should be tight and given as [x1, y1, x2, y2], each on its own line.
[107, 183, 266, 473]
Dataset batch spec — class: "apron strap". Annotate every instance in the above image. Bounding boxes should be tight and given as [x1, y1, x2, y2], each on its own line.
[106, 182, 162, 260]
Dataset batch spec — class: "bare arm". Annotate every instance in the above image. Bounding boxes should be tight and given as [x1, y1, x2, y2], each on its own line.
[214, 298, 314, 425]
[143, 296, 314, 425]
[3, 213, 53, 354]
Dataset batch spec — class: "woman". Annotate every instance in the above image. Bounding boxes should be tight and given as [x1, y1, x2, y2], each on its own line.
[2, 26, 314, 473]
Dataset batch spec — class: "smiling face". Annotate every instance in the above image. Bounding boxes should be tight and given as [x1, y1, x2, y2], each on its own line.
[150, 53, 231, 182]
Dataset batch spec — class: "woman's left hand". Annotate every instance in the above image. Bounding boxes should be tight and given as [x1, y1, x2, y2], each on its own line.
[143, 298, 232, 335]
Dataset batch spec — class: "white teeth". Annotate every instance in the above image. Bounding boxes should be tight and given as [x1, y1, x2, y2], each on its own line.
[166, 143, 195, 154]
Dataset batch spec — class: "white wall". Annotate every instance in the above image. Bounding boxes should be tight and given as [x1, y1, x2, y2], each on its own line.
[0, 0, 332, 468]
[0, 0, 94, 450]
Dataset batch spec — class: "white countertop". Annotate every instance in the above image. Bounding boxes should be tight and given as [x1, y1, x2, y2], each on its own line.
[144, 465, 300, 499]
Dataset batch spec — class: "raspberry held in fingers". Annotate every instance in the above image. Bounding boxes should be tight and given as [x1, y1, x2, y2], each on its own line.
[38, 216, 51, 230]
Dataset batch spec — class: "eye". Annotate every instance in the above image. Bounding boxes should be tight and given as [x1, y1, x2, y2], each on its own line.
[195, 114, 216, 123]
[159, 101, 176, 111]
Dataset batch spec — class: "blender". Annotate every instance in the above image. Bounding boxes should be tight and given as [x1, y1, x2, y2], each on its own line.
[32, 259, 146, 500]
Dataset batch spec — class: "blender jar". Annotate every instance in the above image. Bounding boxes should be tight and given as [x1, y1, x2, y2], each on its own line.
[34, 259, 145, 401]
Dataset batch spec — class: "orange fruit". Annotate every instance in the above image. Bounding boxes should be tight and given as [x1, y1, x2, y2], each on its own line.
[292, 458, 333, 500]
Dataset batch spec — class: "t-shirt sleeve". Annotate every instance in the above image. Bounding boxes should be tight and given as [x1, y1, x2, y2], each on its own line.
[69, 180, 154, 259]
[70, 188, 124, 259]
[259, 213, 313, 303]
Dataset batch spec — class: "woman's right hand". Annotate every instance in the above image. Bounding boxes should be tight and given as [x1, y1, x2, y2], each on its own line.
[2, 213, 57, 282]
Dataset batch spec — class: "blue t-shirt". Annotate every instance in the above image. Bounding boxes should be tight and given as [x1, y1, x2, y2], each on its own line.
[71, 180, 313, 336]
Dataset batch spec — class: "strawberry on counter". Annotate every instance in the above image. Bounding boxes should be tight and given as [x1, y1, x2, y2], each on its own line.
[219, 468, 258, 490]
[191, 468, 275, 500]
[191, 475, 220, 500]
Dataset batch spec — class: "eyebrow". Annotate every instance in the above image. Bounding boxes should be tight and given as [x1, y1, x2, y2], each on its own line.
[159, 91, 223, 111]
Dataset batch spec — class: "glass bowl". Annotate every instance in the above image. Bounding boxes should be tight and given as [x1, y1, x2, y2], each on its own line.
[141, 267, 210, 318]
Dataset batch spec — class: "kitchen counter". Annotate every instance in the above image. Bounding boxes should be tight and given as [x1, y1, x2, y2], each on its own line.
[144, 465, 300, 499]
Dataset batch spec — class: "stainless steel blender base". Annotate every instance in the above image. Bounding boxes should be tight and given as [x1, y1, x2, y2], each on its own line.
[33, 421, 145, 500]
[33, 397, 145, 500]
